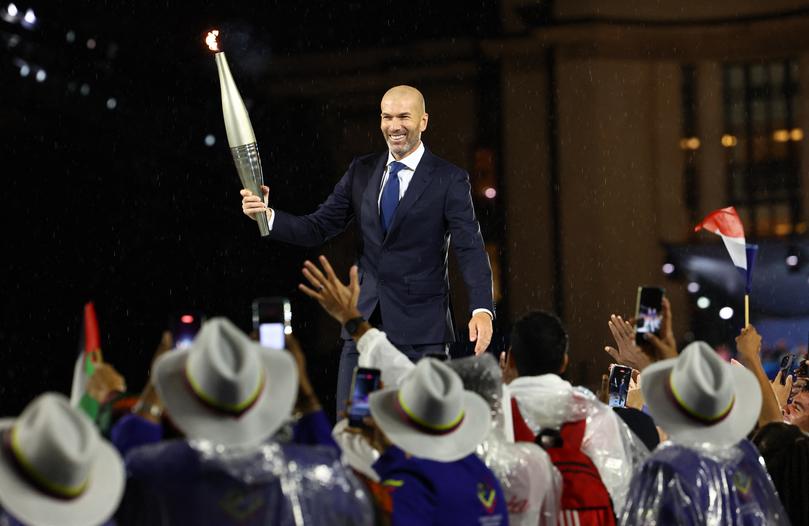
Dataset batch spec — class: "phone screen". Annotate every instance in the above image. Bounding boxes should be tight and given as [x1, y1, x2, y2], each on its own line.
[348, 367, 381, 427]
[635, 286, 664, 345]
[608, 364, 633, 408]
[173, 312, 204, 350]
[252, 297, 291, 349]
[259, 323, 285, 349]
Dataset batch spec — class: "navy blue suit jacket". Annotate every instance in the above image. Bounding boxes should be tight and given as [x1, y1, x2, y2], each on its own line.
[268, 148, 493, 345]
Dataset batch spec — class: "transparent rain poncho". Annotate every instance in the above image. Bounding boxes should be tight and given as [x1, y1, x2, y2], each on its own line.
[618, 439, 789, 525]
[448, 354, 562, 526]
[352, 328, 562, 525]
[505, 374, 649, 514]
[118, 438, 375, 526]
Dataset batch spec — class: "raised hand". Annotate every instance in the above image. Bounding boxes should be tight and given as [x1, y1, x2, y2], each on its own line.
[771, 371, 794, 410]
[735, 324, 763, 367]
[299, 255, 361, 324]
[643, 297, 678, 360]
[240, 185, 271, 221]
[605, 314, 653, 371]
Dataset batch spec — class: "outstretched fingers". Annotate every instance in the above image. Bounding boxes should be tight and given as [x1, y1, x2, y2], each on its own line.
[348, 265, 360, 304]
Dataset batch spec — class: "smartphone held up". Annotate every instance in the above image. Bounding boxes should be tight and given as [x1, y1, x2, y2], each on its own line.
[635, 286, 664, 346]
[608, 364, 633, 408]
[252, 297, 291, 349]
[171, 311, 205, 350]
[348, 367, 381, 428]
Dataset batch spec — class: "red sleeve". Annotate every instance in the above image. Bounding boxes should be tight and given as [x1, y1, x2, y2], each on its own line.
[511, 398, 536, 442]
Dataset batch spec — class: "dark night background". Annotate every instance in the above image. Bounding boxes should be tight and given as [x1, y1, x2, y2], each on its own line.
[7, 0, 809, 418]
[0, 1, 501, 416]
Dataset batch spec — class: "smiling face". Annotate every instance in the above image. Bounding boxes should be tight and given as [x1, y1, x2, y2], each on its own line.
[380, 86, 428, 160]
[785, 391, 809, 433]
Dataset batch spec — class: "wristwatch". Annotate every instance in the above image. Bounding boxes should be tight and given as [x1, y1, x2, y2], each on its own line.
[343, 316, 366, 337]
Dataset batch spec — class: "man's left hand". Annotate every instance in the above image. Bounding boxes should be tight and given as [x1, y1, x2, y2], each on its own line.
[468, 312, 493, 356]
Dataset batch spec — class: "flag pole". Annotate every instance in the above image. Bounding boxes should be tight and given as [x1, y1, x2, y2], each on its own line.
[743, 244, 758, 329]
[744, 294, 750, 327]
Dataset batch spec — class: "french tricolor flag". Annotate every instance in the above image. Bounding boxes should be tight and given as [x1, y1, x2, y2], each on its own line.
[694, 206, 747, 270]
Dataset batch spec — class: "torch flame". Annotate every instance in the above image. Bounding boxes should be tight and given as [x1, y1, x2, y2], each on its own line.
[205, 30, 220, 52]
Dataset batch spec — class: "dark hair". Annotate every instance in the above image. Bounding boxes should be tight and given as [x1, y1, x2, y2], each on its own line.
[510, 310, 569, 377]
[752, 422, 809, 526]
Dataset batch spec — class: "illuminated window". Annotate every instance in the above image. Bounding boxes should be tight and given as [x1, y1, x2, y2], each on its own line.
[681, 65, 699, 224]
[722, 59, 801, 236]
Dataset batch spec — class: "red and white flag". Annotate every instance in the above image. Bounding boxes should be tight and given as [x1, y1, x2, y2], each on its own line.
[694, 206, 747, 270]
[70, 301, 103, 406]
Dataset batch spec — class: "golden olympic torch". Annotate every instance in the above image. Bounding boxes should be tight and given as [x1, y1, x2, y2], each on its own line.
[206, 30, 270, 236]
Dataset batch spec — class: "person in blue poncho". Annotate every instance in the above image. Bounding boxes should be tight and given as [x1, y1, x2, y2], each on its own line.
[620, 337, 788, 525]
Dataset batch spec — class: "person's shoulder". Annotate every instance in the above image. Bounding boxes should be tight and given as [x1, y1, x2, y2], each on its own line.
[351, 152, 386, 168]
[280, 441, 344, 465]
[125, 439, 199, 479]
[642, 442, 705, 475]
[422, 149, 466, 176]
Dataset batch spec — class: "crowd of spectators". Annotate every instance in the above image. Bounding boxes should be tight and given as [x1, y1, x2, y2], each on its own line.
[0, 255, 805, 525]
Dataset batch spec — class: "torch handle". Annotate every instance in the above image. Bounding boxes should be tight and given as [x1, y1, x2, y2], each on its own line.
[231, 142, 270, 237]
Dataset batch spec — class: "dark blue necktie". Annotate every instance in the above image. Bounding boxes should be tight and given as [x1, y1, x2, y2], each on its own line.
[380, 161, 405, 234]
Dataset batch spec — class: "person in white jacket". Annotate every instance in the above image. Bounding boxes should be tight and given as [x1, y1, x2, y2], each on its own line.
[299, 255, 562, 526]
[500, 310, 649, 514]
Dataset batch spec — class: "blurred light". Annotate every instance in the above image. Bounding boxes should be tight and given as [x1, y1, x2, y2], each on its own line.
[662, 263, 675, 275]
[65, 30, 75, 43]
[180, 314, 194, 324]
[106, 97, 117, 110]
[721, 134, 737, 147]
[79, 83, 90, 96]
[284, 325, 293, 335]
[19, 64, 29, 77]
[774, 223, 792, 236]
[719, 306, 734, 320]
[22, 7, 34, 23]
[483, 187, 497, 199]
[7, 34, 19, 47]
[66, 81, 76, 93]
[791, 128, 804, 141]
[7, 3, 17, 16]
[86, 38, 96, 50]
[773, 129, 790, 143]
[679, 137, 700, 150]
[687, 281, 700, 293]
[204, 134, 216, 147]
[786, 255, 799, 267]
[697, 296, 711, 309]
[35, 69, 46, 82]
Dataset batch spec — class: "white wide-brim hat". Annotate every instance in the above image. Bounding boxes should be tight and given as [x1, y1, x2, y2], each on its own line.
[0, 394, 124, 526]
[369, 358, 490, 462]
[154, 317, 298, 447]
[642, 341, 761, 446]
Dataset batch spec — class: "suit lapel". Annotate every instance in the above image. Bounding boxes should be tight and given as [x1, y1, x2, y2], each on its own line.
[361, 153, 388, 245]
[384, 149, 437, 242]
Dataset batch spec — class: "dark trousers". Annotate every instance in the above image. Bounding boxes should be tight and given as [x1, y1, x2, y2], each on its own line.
[335, 318, 448, 415]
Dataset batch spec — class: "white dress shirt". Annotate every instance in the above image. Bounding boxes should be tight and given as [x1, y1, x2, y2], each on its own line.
[377, 141, 425, 208]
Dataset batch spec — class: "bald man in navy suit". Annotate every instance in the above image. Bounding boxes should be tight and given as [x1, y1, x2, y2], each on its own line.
[241, 86, 494, 412]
